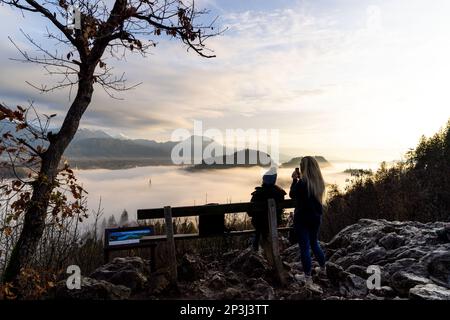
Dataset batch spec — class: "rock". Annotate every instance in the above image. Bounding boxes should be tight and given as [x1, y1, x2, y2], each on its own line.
[365, 293, 385, 300]
[334, 254, 364, 269]
[371, 286, 396, 298]
[409, 284, 450, 300]
[326, 221, 376, 250]
[192, 284, 215, 299]
[147, 271, 170, 295]
[326, 262, 347, 285]
[423, 250, 450, 288]
[327, 247, 347, 261]
[245, 277, 258, 287]
[379, 233, 405, 250]
[287, 288, 310, 300]
[391, 271, 431, 296]
[222, 287, 241, 299]
[346, 265, 369, 279]
[339, 274, 368, 298]
[282, 261, 292, 272]
[178, 253, 205, 282]
[287, 261, 303, 271]
[229, 248, 271, 278]
[224, 271, 241, 285]
[395, 248, 428, 260]
[52, 277, 130, 300]
[382, 258, 418, 278]
[324, 295, 343, 300]
[436, 224, 450, 243]
[362, 246, 386, 266]
[90, 257, 150, 292]
[222, 249, 240, 260]
[307, 283, 324, 296]
[282, 245, 299, 262]
[72, 219, 448, 301]
[208, 272, 227, 290]
[253, 281, 275, 300]
[323, 219, 450, 299]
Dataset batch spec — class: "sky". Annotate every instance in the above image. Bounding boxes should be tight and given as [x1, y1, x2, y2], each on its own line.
[0, 0, 449, 162]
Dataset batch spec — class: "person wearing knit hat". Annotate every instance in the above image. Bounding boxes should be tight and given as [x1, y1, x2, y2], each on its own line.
[262, 167, 278, 185]
[247, 167, 286, 253]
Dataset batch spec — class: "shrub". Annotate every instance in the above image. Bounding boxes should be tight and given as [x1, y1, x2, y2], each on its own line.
[321, 119, 450, 241]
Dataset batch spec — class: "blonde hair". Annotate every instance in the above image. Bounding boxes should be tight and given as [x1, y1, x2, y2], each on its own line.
[300, 156, 325, 204]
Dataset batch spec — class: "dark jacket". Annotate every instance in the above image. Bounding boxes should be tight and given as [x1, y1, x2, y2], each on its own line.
[248, 184, 286, 235]
[289, 179, 323, 226]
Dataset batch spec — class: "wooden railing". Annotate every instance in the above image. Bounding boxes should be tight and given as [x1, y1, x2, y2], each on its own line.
[136, 199, 297, 286]
[137, 199, 296, 219]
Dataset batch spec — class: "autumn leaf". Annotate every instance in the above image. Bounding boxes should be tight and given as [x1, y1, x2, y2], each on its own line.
[3, 226, 12, 237]
[16, 123, 27, 132]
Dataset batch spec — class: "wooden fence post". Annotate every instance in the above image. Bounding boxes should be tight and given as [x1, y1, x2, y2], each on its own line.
[164, 206, 178, 284]
[267, 198, 287, 286]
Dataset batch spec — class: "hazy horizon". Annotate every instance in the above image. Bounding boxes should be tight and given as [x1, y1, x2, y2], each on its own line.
[70, 127, 412, 164]
[76, 159, 381, 224]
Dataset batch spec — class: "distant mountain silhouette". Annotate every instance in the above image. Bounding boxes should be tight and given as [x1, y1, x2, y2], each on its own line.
[73, 128, 113, 141]
[65, 138, 171, 158]
[65, 134, 224, 160]
[189, 149, 273, 170]
[0, 123, 300, 170]
[281, 156, 330, 168]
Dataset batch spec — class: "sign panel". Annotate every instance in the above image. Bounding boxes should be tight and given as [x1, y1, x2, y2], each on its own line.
[105, 226, 154, 247]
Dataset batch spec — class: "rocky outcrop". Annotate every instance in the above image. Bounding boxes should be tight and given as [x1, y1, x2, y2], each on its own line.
[409, 284, 450, 300]
[50, 219, 449, 300]
[51, 277, 131, 300]
[90, 257, 151, 292]
[325, 219, 450, 299]
[177, 253, 206, 282]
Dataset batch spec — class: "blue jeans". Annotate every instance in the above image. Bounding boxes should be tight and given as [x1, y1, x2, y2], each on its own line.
[295, 213, 326, 276]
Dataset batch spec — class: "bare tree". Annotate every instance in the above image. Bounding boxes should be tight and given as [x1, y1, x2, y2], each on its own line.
[1, 0, 221, 283]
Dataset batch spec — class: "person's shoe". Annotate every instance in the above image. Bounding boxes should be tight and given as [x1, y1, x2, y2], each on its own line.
[314, 266, 327, 277]
[294, 273, 313, 285]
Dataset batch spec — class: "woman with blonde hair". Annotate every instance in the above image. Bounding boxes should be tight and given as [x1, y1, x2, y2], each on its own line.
[289, 156, 326, 286]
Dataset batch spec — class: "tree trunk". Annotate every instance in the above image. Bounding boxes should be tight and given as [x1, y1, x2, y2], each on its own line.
[2, 75, 95, 284]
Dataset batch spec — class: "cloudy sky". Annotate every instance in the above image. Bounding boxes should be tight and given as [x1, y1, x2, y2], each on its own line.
[0, 0, 449, 162]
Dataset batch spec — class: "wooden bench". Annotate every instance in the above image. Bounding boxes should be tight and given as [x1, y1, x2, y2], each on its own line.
[136, 198, 296, 285]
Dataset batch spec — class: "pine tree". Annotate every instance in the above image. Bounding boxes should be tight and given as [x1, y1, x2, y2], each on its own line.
[107, 215, 118, 228]
[119, 210, 129, 227]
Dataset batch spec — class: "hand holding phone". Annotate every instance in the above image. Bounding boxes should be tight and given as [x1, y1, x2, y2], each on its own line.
[292, 168, 300, 179]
